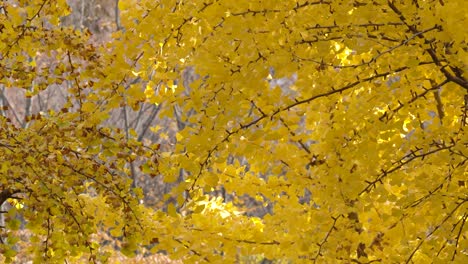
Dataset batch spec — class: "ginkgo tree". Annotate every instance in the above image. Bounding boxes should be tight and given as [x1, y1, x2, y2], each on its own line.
[1, 0, 467, 263]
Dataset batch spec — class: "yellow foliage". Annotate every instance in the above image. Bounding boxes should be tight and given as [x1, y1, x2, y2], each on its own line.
[1, 0, 467, 263]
